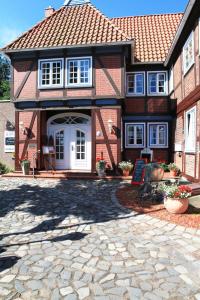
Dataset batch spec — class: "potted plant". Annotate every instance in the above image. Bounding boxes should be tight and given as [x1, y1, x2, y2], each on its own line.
[118, 161, 133, 177]
[159, 184, 192, 214]
[144, 162, 164, 182]
[168, 163, 180, 177]
[159, 162, 169, 173]
[21, 159, 31, 175]
[96, 159, 106, 177]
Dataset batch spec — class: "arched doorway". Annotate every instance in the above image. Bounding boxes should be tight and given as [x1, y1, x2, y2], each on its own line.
[47, 113, 91, 170]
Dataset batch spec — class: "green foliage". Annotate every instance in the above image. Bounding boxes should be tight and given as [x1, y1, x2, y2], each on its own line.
[0, 80, 10, 100]
[159, 163, 170, 172]
[0, 54, 10, 100]
[0, 162, 10, 174]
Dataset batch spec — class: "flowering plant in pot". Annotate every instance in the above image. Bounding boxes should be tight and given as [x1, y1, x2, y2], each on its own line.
[118, 161, 133, 177]
[168, 163, 180, 177]
[159, 184, 192, 214]
[144, 162, 164, 182]
[20, 159, 31, 176]
[96, 158, 106, 177]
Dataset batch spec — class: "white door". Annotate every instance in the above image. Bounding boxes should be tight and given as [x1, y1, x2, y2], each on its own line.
[70, 125, 91, 171]
[48, 127, 69, 170]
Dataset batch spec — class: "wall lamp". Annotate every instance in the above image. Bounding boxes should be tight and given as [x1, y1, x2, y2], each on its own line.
[19, 121, 29, 135]
[108, 119, 114, 134]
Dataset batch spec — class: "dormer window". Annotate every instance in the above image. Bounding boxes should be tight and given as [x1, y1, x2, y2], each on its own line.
[66, 57, 92, 87]
[38, 58, 64, 89]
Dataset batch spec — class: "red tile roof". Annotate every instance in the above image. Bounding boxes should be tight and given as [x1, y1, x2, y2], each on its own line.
[3, 4, 131, 51]
[3, 3, 183, 63]
[112, 13, 183, 62]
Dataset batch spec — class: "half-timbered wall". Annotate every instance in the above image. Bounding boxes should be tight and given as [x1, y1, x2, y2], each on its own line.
[12, 53, 124, 101]
[170, 15, 200, 181]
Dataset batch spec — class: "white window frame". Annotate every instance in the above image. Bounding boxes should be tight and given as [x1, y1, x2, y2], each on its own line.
[183, 31, 194, 75]
[185, 106, 196, 153]
[66, 56, 92, 88]
[126, 72, 145, 96]
[147, 122, 168, 148]
[125, 123, 145, 148]
[169, 67, 174, 94]
[38, 58, 64, 89]
[199, 18, 200, 56]
[147, 71, 168, 96]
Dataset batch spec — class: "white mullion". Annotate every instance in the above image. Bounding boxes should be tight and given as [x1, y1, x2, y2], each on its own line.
[134, 125, 136, 145]
[50, 61, 53, 86]
[134, 74, 138, 94]
[78, 60, 81, 85]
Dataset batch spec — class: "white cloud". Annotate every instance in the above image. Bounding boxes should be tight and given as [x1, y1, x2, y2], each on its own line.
[0, 27, 22, 48]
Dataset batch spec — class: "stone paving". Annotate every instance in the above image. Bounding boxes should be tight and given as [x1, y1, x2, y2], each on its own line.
[0, 178, 200, 300]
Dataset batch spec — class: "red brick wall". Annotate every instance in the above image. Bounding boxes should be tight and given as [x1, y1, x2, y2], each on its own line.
[123, 149, 169, 164]
[13, 54, 123, 100]
[124, 99, 145, 113]
[95, 108, 120, 168]
[17, 111, 40, 169]
[95, 55, 122, 96]
[147, 98, 168, 113]
[14, 60, 37, 99]
[171, 19, 200, 181]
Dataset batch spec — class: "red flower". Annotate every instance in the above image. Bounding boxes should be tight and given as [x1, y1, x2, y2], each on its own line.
[178, 185, 192, 193]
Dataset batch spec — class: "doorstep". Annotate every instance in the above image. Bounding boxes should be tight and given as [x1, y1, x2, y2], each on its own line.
[2, 171, 132, 181]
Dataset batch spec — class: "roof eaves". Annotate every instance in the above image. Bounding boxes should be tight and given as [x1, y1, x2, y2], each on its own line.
[2, 40, 133, 54]
[164, 0, 196, 66]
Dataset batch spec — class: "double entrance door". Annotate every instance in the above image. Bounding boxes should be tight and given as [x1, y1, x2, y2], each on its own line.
[48, 124, 91, 171]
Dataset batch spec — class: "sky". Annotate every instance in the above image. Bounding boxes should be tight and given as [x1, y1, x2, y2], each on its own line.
[0, 0, 188, 48]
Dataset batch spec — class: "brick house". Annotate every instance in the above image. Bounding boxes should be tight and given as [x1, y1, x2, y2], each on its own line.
[1, 0, 199, 180]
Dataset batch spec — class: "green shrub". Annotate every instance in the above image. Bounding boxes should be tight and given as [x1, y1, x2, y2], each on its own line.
[0, 162, 10, 174]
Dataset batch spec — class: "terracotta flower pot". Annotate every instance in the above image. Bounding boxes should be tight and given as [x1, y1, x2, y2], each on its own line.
[151, 168, 164, 181]
[170, 170, 177, 177]
[122, 169, 130, 177]
[164, 197, 189, 214]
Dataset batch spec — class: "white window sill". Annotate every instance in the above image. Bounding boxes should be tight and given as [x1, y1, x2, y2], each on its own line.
[147, 93, 168, 97]
[185, 150, 196, 154]
[126, 94, 145, 97]
[149, 145, 168, 149]
[39, 85, 64, 90]
[125, 145, 145, 149]
[66, 84, 93, 89]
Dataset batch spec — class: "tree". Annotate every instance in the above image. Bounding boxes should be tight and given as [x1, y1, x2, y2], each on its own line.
[0, 54, 10, 100]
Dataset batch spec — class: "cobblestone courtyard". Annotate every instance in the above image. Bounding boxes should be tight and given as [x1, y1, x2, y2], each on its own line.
[0, 178, 200, 300]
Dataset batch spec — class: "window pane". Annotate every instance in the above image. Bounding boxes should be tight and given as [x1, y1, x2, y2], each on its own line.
[158, 125, 165, 145]
[41, 62, 50, 85]
[127, 126, 134, 145]
[68, 58, 91, 85]
[55, 130, 64, 160]
[76, 130, 86, 160]
[186, 109, 196, 151]
[150, 125, 157, 145]
[149, 73, 157, 94]
[127, 73, 144, 95]
[158, 73, 165, 93]
[136, 125, 143, 145]
[149, 124, 167, 146]
[127, 124, 143, 146]
[127, 75, 135, 94]
[68, 60, 78, 84]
